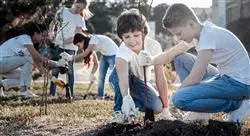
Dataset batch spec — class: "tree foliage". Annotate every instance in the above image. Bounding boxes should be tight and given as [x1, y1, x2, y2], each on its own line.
[1, 0, 249, 52]
[0, 0, 67, 43]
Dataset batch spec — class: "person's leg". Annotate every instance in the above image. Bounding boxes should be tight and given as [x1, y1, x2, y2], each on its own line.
[19, 56, 33, 91]
[0, 56, 32, 89]
[49, 47, 65, 96]
[0, 56, 37, 97]
[97, 55, 109, 98]
[129, 72, 162, 114]
[65, 49, 75, 97]
[49, 68, 60, 96]
[109, 67, 123, 112]
[1, 69, 21, 90]
[107, 55, 116, 71]
[174, 53, 219, 82]
[172, 75, 250, 113]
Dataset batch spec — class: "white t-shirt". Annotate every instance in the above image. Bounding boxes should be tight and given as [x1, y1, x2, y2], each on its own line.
[196, 21, 250, 85]
[89, 35, 118, 56]
[0, 35, 32, 58]
[116, 36, 162, 81]
[55, 8, 86, 51]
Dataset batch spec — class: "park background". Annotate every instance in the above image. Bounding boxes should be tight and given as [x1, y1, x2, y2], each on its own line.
[0, 0, 250, 135]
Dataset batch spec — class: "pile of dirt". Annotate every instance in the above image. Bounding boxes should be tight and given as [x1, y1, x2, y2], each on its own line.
[88, 120, 249, 136]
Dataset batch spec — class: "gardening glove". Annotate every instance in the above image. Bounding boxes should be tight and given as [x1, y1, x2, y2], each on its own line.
[161, 107, 174, 120]
[89, 73, 96, 82]
[138, 50, 153, 66]
[51, 76, 66, 90]
[60, 52, 73, 61]
[55, 59, 68, 67]
[53, 39, 63, 46]
[121, 94, 137, 117]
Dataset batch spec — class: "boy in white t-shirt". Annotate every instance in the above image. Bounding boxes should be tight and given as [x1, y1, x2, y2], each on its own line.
[0, 23, 67, 98]
[61, 32, 118, 99]
[106, 8, 171, 123]
[138, 3, 250, 124]
[49, 0, 91, 98]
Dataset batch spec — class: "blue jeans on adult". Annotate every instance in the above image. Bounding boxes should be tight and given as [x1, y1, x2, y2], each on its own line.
[172, 53, 250, 113]
[109, 68, 162, 113]
[50, 48, 75, 97]
[97, 55, 115, 97]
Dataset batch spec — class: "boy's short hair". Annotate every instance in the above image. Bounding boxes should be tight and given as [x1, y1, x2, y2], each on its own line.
[162, 3, 199, 29]
[26, 23, 47, 37]
[116, 8, 149, 39]
[74, 0, 87, 4]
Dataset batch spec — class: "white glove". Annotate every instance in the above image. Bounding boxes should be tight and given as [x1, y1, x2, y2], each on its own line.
[89, 73, 96, 82]
[60, 52, 73, 61]
[55, 59, 68, 67]
[53, 39, 63, 46]
[160, 107, 173, 120]
[138, 50, 153, 66]
[121, 94, 137, 117]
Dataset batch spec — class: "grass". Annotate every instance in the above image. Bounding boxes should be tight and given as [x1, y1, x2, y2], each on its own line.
[0, 83, 249, 135]
[0, 83, 115, 135]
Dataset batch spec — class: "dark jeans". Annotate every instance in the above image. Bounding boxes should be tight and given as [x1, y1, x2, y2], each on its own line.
[109, 67, 162, 113]
[49, 48, 75, 97]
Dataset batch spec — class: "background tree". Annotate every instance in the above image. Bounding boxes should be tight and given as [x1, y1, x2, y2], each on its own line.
[150, 3, 169, 35]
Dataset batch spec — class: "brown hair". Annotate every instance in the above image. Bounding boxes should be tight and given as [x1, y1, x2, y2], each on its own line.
[74, 0, 92, 19]
[73, 32, 92, 67]
[162, 3, 199, 29]
[116, 8, 149, 39]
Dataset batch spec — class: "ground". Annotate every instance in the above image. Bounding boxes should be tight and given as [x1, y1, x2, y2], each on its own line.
[0, 82, 250, 136]
[0, 63, 250, 136]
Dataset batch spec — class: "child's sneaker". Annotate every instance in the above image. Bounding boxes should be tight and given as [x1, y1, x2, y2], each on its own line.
[18, 90, 38, 98]
[0, 87, 5, 97]
[96, 96, 105, 100]
[228, 100, 250, 124]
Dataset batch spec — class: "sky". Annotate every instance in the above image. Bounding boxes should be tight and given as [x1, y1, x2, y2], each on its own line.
[148, 0, 212, 8]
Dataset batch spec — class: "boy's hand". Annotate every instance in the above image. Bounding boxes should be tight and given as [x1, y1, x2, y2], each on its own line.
[161, 107, 174, 120]
[138, 50, 153, 66]
[122, 94, 137, 117]
[60, 52, 73, 61]
[55, 59, 68, 67]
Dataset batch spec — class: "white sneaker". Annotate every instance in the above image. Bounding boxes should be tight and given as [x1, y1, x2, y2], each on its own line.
[96, 96, 105, 101]
[113, 111, 125, 123]
[0, 88, 5, 97]
[183, 112, 212, 124]
[228, 100, 250, 124]
[18, 90, 38, 98]
[48, 95, 57, 100]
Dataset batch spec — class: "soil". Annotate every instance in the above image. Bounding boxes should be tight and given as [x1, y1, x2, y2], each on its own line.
[88, 120, 250, 136]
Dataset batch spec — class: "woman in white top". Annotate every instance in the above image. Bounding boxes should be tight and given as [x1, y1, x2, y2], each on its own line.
[61, 32, 118, 99]
[49, 0, 92, 98]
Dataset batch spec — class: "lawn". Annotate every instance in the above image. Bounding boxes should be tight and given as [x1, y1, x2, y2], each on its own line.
[0, 83, 249, 136]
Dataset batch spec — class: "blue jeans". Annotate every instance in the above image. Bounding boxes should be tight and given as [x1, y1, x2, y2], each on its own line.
[0, 56, 33, 89]
[49, 48, 75, 97]
[97, 55, 115, 97]
[172, 53, 250, 113]
[109, 68, 162, 113]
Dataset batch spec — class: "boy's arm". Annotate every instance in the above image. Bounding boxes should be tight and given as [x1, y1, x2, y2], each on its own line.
[181, 49, 214, 88]
[153, 41, 192, 65]
[116, 58, 130, 97]
[154, 64, 169, 107]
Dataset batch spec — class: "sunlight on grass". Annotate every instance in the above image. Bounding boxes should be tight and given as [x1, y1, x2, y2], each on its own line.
[0, 81, 250, 135]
